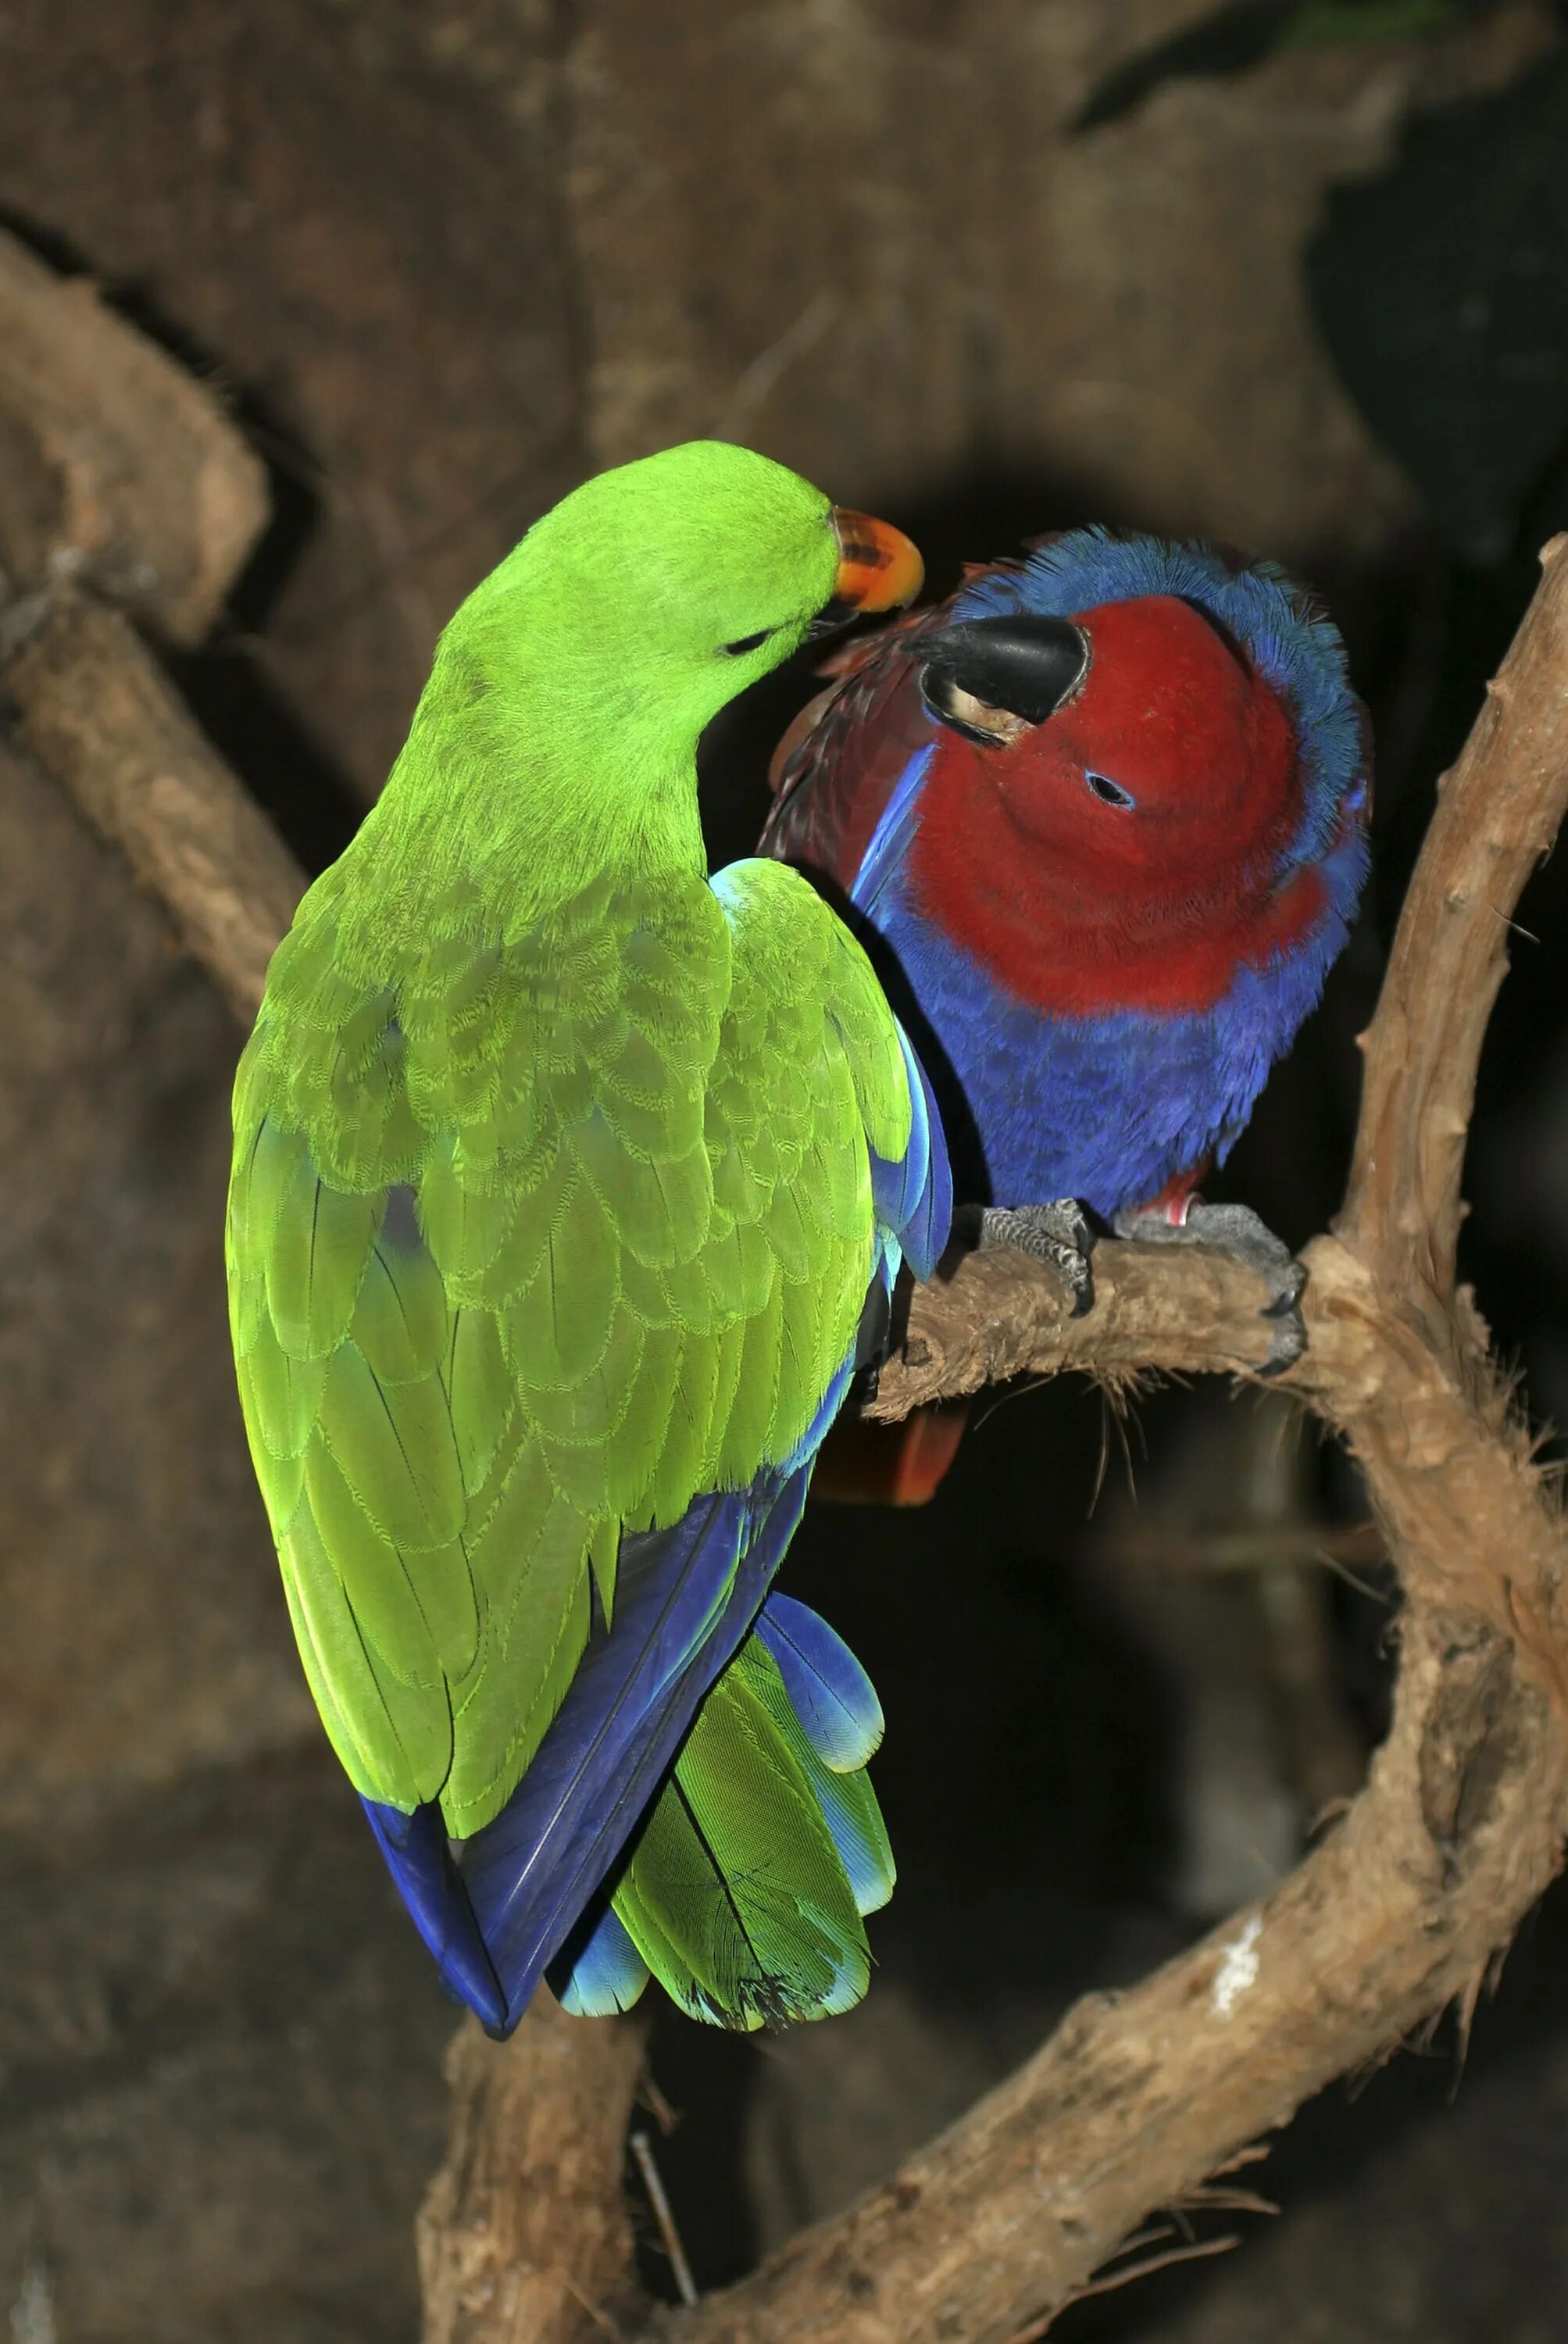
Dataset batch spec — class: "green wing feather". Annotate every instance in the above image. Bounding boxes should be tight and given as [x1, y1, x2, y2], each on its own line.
[611, 1633, 888, 2029]
[227, 856, 911, 1853]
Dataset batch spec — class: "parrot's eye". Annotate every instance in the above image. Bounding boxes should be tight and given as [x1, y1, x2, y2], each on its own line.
[1085, 771, 1135, 810]
[722, 628, 773, 657]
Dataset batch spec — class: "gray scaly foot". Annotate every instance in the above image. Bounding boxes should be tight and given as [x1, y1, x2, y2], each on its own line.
[1112, 1200, 1306, 1375]
[958, 1199, 1095, 1317]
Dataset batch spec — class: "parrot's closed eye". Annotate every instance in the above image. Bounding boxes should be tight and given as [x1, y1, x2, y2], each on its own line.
[723, 628, 773, 656]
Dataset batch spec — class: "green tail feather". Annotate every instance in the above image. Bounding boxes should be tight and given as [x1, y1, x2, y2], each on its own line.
[609, 1636, 891, 2029]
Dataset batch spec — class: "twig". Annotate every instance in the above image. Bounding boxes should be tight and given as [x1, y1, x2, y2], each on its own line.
[630, 2132, 699, 2309]
[1034, 2231, 1241, 2332]
[563, 2276, 630, 2342]
[638, 2068, 682, 2139]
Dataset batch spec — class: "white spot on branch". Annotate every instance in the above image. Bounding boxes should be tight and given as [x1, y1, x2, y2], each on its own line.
[1211, 1915, 1263, 2018]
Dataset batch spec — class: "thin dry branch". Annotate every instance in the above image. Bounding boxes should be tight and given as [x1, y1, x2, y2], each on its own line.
[5, 261, 1566, 2344]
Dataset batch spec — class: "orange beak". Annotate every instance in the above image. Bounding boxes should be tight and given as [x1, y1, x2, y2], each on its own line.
[830, 507, 924, 613]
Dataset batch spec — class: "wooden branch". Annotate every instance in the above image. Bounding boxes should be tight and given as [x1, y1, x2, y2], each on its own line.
[6, 595, 305, 1021]
[1341, 532, 1568, 1313]
[5, 254, 1565, 2342]
[656, 1609, 1566, 2344]
[0, 227, 267, 643]
[418, 1995, 647, 2344]
[869, 1234, 1568, 1719]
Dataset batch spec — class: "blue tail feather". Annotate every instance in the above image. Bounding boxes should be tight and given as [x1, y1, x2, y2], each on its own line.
[459, 1462, 813, 2033]
[552, 1899, 650, 2017]
[756, 1593, 884, 1771]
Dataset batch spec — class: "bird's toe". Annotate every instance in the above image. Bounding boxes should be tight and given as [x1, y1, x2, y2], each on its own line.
[965, 1199, 1096, 1316]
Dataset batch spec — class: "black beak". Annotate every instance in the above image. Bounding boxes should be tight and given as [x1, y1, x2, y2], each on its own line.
[918, 614, 1091, 745]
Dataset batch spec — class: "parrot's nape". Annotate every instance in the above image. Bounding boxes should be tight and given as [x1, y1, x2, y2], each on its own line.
[226, 441, 947, 2035]
[763, 527, 1370, 1503]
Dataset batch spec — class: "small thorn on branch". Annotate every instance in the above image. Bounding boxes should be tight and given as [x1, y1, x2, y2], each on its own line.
[1005, 2228, 1243, 2342]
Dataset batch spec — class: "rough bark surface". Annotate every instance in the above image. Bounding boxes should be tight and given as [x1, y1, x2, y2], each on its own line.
[570, 0, 1426, 561]
[1341, 539, 1568, 1313]
[9, 595, 307, 1020]
[0, 741, 316, 1836]
[0, 227, 267, 641]
[0, 266, 313, 1839]
[417, 1998, 647, 2344]
[0, 2, 1542, 797]
[656, 1613, 1561, 2344]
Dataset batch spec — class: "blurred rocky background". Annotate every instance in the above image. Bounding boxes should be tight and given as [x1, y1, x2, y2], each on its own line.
[3, 2, 1568, 2336]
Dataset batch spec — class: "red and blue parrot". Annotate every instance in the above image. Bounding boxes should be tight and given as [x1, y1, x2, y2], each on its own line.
[761, 528, 1370, 1500]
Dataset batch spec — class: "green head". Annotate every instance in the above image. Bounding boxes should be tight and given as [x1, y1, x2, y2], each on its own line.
[460, 439, 921, 749]
[357, 443, 922, 918]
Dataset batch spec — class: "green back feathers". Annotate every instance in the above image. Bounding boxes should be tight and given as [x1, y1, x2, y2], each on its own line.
[226, 442, 918, 2024]
[228, 856, 910, 1838]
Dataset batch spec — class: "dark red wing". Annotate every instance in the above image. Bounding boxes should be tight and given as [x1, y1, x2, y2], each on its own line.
[759, 604, 953, 892]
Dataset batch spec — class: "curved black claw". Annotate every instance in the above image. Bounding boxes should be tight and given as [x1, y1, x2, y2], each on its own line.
[959, 1199, 1096, 1317]
[1112, 1201, 1306, 1375]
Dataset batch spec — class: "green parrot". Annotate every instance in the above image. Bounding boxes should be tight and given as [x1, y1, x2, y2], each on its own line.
[226, 441, 950, 2035]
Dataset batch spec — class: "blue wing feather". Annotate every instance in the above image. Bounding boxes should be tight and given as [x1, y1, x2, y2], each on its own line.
[359, 1797, 508, 2031]
[850, 743, 933, 922]
[460, 1467, 810, 2032]
[847, 752, 954, 1274]
[870, 1023, 952, 1281]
